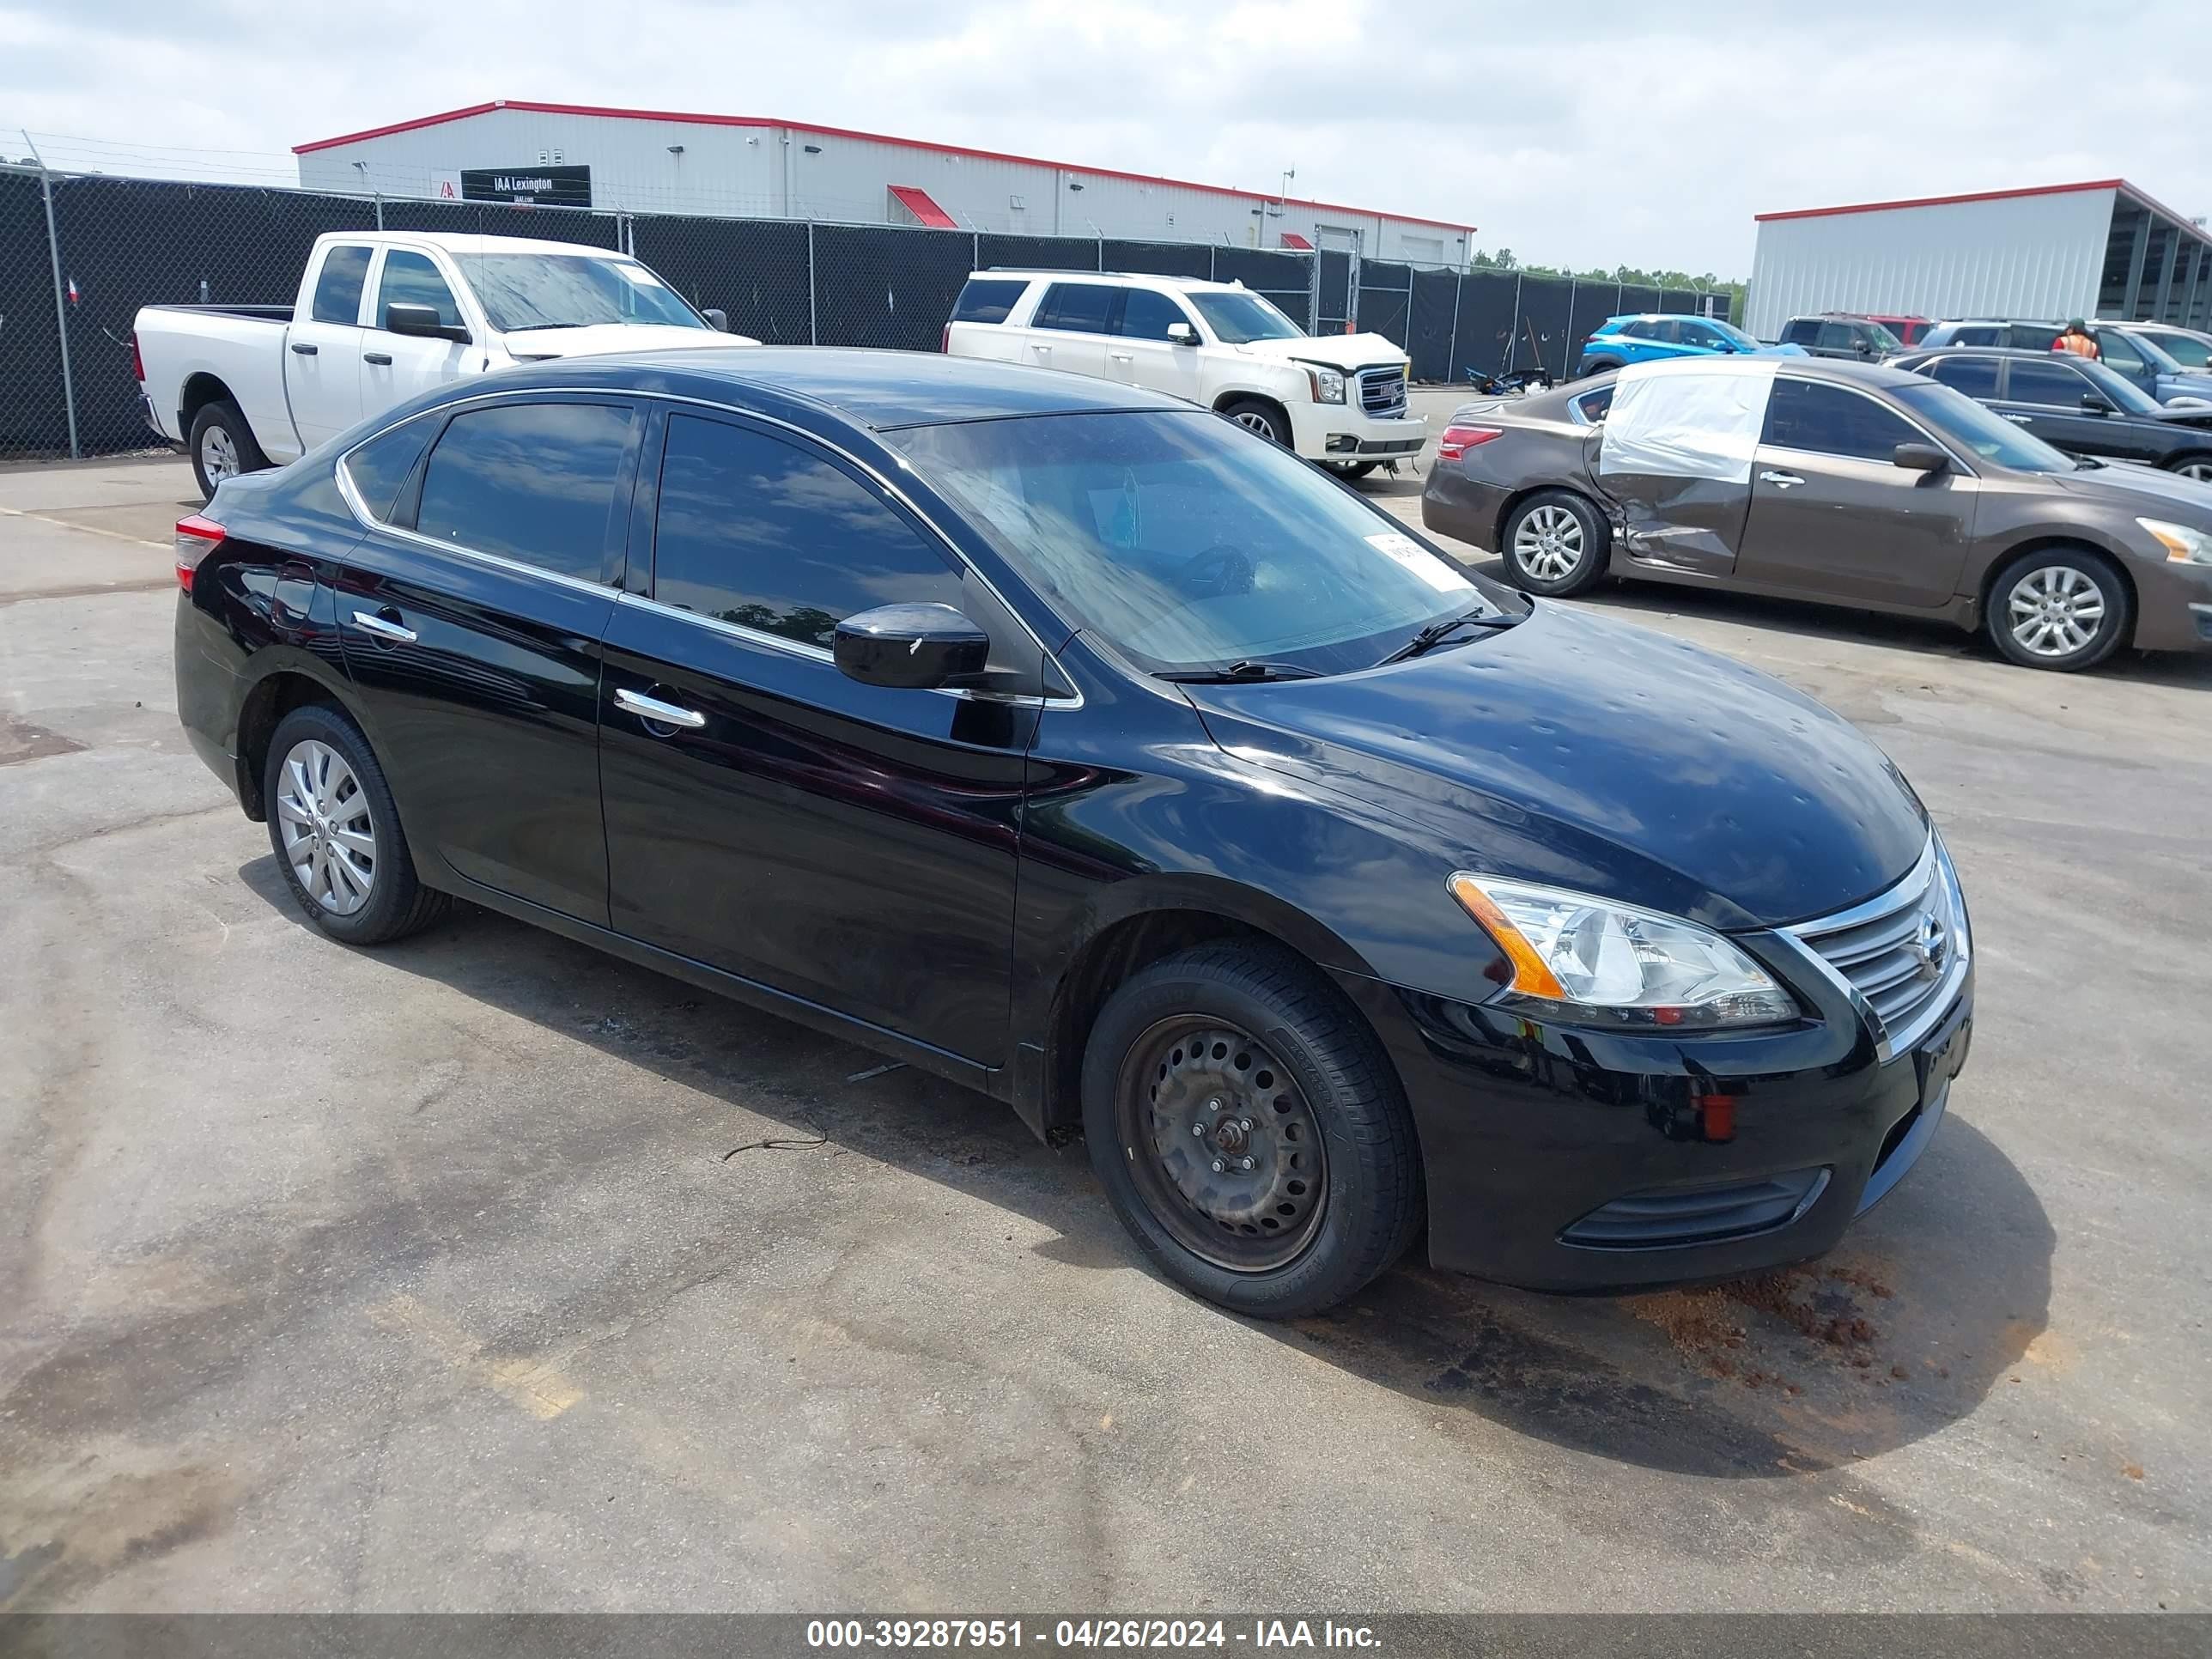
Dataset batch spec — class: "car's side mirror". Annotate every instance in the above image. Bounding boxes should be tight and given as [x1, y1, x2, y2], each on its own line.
[1893, 441, 1951, 474]
[1854, 338, 1874, 356]
[703, 307, 729, 332]
[1165, 321, 1199, 345]
[834, 603, 990, 690]
[2081, 391, 2114, 415]
[384, 301, 470, 344]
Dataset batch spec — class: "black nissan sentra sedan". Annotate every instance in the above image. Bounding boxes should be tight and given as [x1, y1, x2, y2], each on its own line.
[173, 349, 1972, 1319]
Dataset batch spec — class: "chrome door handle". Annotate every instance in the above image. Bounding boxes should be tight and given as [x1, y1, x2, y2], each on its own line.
[349, 610, 416, 643]
[1759, 470, 1805, 489]
[615, 687, 706, 730]
[2002, 413, 2033, 424]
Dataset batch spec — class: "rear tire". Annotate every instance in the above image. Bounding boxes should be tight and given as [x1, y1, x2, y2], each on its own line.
[1575, 356, 1623, 380]
[1984, 547, 2130, 672]
[1220, 398, 1291, 447]
[1080, 942, 1422, 1319]
[188, 398, 267, 502]
[263, 704, 448, 945]
[1500, 489, 1609, 597]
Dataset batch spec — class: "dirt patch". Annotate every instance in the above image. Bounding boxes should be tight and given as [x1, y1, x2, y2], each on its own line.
[1628, 1263, 1894, 1392]
[0, 715, 85, 767]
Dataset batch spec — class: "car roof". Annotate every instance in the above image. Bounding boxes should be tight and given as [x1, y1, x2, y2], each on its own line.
[323, 229, 635, 260]
[967, 269, 1248, 295]
[474, 345, 1186, 428]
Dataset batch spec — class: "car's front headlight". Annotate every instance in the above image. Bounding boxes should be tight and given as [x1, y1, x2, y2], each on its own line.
[2138, 517, 2212, 564]
[1297, 362, 1346, 404]
[1448, 872, 1799, 1030]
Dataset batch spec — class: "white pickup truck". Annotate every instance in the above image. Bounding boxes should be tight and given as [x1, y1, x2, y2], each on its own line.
[943, 270, 1425, 475]
[135, 231, 757, 498]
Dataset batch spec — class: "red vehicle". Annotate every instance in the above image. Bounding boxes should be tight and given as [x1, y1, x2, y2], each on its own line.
[1865, 313, 1935, 345]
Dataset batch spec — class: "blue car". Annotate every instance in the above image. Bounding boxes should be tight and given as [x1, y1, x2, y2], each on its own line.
[1574, 313, 1804, 379]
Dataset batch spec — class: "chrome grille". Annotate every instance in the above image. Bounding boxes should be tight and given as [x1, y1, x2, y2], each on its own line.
[1785, 836, 1968, 1058]
[1358, 365, 1408, 416]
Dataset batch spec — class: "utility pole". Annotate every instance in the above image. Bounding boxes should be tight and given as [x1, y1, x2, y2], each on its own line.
[24, 131, 79, 459]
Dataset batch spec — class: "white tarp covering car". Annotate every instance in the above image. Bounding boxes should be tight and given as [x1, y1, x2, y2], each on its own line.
[1598, 357, 1784, 484]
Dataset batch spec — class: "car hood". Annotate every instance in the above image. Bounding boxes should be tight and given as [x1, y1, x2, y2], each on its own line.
[2047, 459, 2212, 516]
[1183, 604, 1928, 932]
[501, 324, 762, 359]
[1232, 332, 1407, 369]
[2159, 374, 2212, 402]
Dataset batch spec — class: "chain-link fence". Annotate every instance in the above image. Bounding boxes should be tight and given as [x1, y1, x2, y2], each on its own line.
[0, 162, 1732, 459]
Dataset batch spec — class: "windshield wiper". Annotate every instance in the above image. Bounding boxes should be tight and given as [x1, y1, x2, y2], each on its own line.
[1155, 660, 1323, 684]
[1376, 606, 1521, 665]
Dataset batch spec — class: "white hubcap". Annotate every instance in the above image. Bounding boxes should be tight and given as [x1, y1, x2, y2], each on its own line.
[276, 738, 376, 915]
[2006, 565, 2106, 658]
[1514, 505, 1585, 581]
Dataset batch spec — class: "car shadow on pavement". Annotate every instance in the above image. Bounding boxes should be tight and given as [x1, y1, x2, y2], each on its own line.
[237, 855, 2053, 1487]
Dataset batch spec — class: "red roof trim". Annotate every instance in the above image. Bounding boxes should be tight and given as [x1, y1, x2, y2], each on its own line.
[888, 184, 959, 229]
[1755, 179, 2128, 222]
[294, 100, 1476, 234]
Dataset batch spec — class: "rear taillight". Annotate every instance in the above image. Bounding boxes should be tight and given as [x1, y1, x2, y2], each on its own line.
[1436, 425, 1503, 462]
[174, 514, 224, 592]
[131, 330, 146, 383]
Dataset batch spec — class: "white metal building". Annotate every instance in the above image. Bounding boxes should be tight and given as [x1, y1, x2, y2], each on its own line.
[1744, 179, 2212, 339]
[293, 100, 1474, 264]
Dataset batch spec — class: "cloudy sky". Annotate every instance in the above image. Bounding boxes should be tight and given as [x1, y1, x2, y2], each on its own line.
[5, 0, 2209, 277]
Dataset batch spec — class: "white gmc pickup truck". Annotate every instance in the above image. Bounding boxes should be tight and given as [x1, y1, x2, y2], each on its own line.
[135, 231, 756, 498]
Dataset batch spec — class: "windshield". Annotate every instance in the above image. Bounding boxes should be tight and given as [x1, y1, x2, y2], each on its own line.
[2118, 330, 2184, 374]
[1892, 381, 2075, 473]
[1188, 291, 1305, 344]
[1863, 320, 1905, 352]
[1711, 320, 1760, 349]
[2146, 330, 2212, 370]
[464, 254, 708, 332]
[891, 410, 1521, 676]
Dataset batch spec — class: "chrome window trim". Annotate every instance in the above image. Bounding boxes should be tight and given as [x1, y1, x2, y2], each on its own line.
[1776, 830, 1970, 1063]
[334, 385, 1079, 705]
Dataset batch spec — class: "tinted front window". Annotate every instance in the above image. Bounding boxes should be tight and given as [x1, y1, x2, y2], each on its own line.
[376, 250, 462, 331]
[891, 409, 1518, 677]
[414, 402, 635, 581]
[341, 414, 436, 522]
[1926, 356, 2001, 399]
[650, 416, 960, 650]
[951, 278, 1030, 325]
[1117, 289, 1194, 341]
[2148, 331, 2212, 369]
[2006, 358, 2094, 407]
[1185, 291, 1304, 343]
[310, 244, 372, 325]
[1764, 378, 1920, 460]
[468, 255, 704, 332]
[1893, 381, 2072, 473]
[1033, 283, 1120, 334]
[2094, 331, 2146, 373]
[1814, 322, 1857, 350]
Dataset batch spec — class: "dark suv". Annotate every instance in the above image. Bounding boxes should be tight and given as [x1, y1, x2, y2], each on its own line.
[1893, 346, 2212, 479]
[1780, 314, 1905, 361]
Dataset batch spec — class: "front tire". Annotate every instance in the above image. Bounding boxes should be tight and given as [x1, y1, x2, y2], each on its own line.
[1220, 398, 1291, 447]
[264, 704, 448, 945]
[1500, 489, 1609, 596]
[1985, 548, 2130, 672]
[1326, 460, 1381, 480]
[188, 398, 267, 501]
[1080, 943, 1422, 1319]
[2164, 453, 2212, 483]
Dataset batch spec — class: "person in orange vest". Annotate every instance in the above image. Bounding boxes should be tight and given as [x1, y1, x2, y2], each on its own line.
[2054, 319, 2100, 360]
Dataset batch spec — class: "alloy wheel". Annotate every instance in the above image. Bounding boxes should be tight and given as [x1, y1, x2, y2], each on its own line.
[1232, 410, 1279, 440]
[202, 424, 240, 484]
[1116, 1017, 1328, 1273]
[2005, 565, 2106, 659]
[1514, 504, 1585, 580]
[2178, 459, 2212, 482]
[275, 738, 376, 915]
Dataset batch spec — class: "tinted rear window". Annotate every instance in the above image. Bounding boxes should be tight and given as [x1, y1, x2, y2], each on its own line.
[413, 402, 635, 582]
[310, 245, 372, 325]
[341, 414, 437, 522]
[952, 278, 1031, 325]
[1033, 283, 1119, 334]
[1926, 356, 2001, 399]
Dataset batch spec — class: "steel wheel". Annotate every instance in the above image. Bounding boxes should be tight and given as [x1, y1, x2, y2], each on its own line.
[201, 423, 240, 484]
[2005, 564, 2107, 659]
[1513, 502, 1585, 580]
[1115, 1016, 1328, 1273]
[275, 738, 376, 916]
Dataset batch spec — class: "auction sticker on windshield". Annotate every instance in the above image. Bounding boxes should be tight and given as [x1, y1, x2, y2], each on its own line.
[1366, 532, 1476, 594]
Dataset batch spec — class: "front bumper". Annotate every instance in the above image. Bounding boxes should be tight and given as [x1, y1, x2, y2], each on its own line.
[1334, 955, 1973, 1293]
[2124, 547, 2212, 650]
[1286, 398, 1426, 463]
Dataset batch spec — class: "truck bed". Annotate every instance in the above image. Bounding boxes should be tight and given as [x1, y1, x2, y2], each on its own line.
[140, 303, 296, 324]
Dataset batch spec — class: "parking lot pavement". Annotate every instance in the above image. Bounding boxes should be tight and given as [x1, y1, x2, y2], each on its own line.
[3, 454, 2208, 1613]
